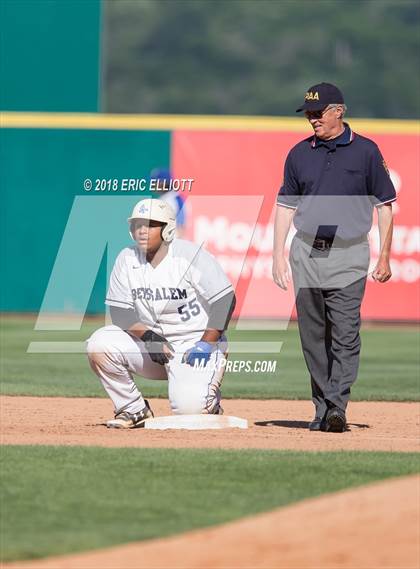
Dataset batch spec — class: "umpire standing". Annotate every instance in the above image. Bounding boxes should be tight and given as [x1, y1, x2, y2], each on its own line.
[273, 82, 396, 432]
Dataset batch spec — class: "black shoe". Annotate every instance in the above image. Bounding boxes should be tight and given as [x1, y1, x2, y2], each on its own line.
[308, 418, 324, 431]
[325, 406, 347, 433]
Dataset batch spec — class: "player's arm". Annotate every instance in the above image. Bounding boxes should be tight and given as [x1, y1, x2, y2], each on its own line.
[109, 305, 143, 331]
[106, 252, 173, 365]
[201, 291, 236, 343]
[109, 306, 173, 365]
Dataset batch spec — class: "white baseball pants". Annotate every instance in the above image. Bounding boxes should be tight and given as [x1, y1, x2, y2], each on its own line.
[86, 325, 226, 417]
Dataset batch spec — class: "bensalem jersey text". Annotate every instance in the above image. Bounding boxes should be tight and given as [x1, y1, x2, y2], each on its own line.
[105, 239, 234, 350]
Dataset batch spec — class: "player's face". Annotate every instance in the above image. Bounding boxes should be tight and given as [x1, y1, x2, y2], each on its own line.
[305, 105, 343, 140]
[131, 219, 164, 253]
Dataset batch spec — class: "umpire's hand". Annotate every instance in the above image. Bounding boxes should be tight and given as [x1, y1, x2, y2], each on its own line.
[272, 255, 291, 290]
[372, 256, 392, 283]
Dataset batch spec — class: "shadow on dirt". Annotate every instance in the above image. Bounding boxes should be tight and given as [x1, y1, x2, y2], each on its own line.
[255, 420, 370, 430]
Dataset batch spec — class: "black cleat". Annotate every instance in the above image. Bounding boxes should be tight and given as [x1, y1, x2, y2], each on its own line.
[325, 407, 347, 433]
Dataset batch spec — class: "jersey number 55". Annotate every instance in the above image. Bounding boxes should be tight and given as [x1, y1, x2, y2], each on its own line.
[178, 299, 201, 322]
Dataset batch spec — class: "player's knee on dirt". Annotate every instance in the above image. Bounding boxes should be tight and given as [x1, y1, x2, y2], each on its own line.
[168, 382, 207, 415]
[169, 383, 221, 415]
[169, 393, 205, 415]
[167, 355, 224, 415]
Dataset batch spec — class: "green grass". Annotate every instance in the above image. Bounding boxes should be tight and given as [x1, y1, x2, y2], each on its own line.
[1, 315, 419, 400]
[1, 446, 419, 562]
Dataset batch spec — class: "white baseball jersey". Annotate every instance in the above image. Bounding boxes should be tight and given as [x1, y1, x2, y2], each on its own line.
[105, 239, 233, 351]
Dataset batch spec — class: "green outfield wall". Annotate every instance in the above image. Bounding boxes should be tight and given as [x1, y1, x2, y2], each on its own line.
[1, 128, 170, 312]
[0, 0, 101, 112]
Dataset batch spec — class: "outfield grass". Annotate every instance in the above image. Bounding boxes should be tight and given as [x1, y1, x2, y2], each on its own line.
[1, 315, 419, 400]
[1, 446, 419, 562]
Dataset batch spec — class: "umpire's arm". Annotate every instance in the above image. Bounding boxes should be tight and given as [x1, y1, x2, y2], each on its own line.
[273, 205, 295, 290]
[372, 203, 394, 283]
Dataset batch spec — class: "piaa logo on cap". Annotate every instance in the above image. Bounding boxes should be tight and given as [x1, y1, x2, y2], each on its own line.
[305, 91, 319, 101]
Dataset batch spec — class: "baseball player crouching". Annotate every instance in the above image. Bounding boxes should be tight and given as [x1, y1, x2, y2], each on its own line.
[86, 198, 236, 429]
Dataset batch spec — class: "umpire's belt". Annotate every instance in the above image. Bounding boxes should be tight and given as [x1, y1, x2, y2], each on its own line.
[296, 231, 368, 251]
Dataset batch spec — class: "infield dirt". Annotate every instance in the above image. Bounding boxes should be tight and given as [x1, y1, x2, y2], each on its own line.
[1, 396, 419, 452]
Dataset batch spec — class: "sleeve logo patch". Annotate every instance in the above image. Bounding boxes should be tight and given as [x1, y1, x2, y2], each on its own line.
[382, 159, 390, 176]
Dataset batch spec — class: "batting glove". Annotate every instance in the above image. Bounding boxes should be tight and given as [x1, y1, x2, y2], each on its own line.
[182, 341, 213, 367]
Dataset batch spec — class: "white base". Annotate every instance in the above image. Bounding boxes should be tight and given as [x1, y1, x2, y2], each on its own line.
[144, 414, 248, 430]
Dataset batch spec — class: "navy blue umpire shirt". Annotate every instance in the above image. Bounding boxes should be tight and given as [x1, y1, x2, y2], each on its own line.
[277, 123, 397, 240]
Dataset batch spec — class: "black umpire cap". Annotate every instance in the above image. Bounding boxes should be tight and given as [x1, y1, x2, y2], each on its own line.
[296, 82, 344, 112]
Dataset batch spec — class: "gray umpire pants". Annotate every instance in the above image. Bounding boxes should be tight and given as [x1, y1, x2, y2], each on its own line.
[289, 235, 370, 418]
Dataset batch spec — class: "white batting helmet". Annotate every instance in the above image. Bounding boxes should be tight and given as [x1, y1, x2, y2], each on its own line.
[127, 198, 176, 243]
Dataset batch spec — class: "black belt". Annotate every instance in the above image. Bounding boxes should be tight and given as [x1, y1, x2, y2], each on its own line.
[296, 231, 367, 251]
